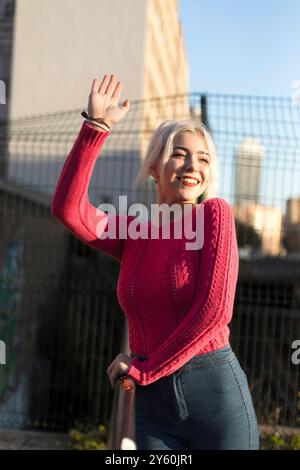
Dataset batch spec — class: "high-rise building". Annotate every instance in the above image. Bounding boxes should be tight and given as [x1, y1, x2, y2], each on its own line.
[283, 197, 300, 253]
[233, 203, 282, 256]
[1, 0, 188, 119]
[234, 137, 264, 206]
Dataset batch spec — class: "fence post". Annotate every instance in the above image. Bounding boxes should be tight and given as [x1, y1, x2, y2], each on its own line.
[0, 120, 8, 179]
[198, 93, 210, 203]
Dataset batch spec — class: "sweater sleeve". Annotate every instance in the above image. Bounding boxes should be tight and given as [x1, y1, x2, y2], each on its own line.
[51, 121, 131, 263]
[127, 197, 239, 385]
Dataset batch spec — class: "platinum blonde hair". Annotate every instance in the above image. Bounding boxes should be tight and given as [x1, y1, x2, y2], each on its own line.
[131, 118, 220, 200]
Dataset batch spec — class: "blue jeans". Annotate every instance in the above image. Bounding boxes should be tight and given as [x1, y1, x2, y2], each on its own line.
[134, 345, 260, 450]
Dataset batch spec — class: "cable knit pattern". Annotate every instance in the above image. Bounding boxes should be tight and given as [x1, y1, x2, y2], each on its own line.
[51, 121, 239, 387]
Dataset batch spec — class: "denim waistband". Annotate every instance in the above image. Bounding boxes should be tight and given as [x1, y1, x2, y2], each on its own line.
[183, 344, 234, 367]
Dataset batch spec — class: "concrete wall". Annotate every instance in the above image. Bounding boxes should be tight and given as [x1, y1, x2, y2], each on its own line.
[9, 0, 148, 118]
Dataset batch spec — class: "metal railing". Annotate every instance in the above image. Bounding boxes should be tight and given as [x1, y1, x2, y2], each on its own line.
[107, 376, 136, 450]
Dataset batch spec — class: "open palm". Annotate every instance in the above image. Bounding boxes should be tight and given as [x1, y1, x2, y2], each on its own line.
[87, 74, 130, 127]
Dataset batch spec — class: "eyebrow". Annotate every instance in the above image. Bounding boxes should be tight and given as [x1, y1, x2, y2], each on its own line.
[173, 146, 210, 158]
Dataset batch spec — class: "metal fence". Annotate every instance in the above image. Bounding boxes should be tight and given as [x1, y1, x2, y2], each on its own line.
[0, 91, 299, 431]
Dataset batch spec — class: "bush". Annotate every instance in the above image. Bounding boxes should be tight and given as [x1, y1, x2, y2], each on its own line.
[260, 432, 300, 450]
[69, 422, 108, 450]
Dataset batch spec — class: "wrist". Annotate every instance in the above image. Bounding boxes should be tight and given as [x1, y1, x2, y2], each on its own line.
[84, 120, 111, 133]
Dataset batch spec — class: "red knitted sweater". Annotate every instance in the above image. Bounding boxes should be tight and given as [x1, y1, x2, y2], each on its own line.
[51, 121, 239, 386]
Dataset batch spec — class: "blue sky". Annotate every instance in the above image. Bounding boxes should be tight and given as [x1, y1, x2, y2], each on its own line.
[179, 0, 300, 97]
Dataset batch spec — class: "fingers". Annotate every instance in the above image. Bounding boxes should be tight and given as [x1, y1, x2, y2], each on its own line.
[107, 359, 120, 389]
[105, 75, 118, 97]
[98, 74, 110, 94]
[107, 353, 132, 389]
[111, 81, 122, 100]
[107, 361, 114, 375]
[101, 74, 122, 98]
[122, 99, 130, 108]
[92, 74, 125, 106]
[107, 363, 114, 388]
[91, 78, 99, 93]
[107, 362, 127, 390]
[108, 366, 118, 389]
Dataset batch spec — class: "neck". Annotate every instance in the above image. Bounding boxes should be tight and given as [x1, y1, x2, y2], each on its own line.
[153, 201, 195, 226]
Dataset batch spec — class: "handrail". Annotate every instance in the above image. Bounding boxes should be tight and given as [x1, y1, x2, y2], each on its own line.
[107, 375, 137, 450]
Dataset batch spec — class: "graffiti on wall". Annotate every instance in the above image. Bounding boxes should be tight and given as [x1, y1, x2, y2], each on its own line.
[0, 239, 24, 399]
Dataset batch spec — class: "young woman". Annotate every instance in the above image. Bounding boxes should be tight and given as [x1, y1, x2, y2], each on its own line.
[51, 74, 260, 450]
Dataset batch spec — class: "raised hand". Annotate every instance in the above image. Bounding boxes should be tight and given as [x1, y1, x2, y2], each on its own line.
[87, 74, 131, 128]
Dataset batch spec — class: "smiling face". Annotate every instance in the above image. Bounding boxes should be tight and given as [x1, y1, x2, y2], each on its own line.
[150, 131, 211, 208]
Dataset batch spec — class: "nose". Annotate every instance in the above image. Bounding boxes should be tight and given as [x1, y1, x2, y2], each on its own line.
[183, 154, 201, 172]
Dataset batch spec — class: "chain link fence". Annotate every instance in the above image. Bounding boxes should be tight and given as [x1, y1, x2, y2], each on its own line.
[0, 91, 299, 430]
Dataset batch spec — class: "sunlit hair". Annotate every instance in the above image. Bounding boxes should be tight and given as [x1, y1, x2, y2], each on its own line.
[131, 118, 220, 200]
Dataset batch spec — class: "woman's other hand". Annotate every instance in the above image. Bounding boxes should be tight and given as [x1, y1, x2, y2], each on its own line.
[106, 352, 134, 389]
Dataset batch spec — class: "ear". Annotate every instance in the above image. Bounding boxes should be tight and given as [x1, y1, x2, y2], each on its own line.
[149, 164, 158, 180]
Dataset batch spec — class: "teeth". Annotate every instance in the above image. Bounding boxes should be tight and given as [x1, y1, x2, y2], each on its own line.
[180, 177, 199, 184]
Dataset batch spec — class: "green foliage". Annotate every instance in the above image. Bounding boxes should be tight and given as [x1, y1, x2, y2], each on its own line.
[69, 422, 300, 451]
[260, 432, 300, 450]
[69, 422, 108, 450]
[290, 434, 300, 450]
[269, 434, 285, 448]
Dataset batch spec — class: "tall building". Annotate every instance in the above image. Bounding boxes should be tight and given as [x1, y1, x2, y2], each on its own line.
[283, 197, 300, 253]
[3, 0, 188, 118]
[234, 137, 264, 206]
[233, 203, 282, 256]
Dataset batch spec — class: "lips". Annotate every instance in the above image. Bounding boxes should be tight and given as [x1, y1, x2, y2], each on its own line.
[176, 175, 200, 184]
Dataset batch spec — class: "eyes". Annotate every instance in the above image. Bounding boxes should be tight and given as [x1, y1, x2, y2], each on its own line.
[172, 153, 210, 164]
